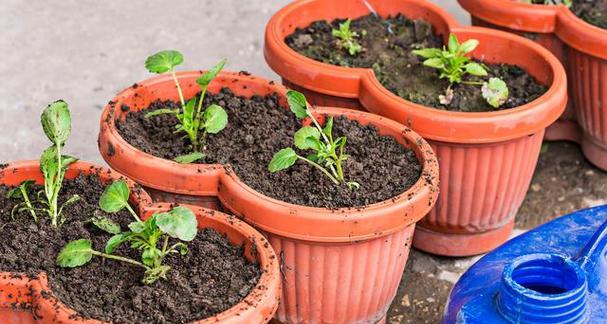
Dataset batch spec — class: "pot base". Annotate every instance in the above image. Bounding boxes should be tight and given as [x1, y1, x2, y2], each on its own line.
[581, 135, 607, 171]
[544, 119, 581, 143]
[412, 220, 515, 257]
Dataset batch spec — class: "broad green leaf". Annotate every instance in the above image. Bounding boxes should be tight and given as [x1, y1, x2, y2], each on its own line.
[99, 180, 130, 213]
[145, 50, 183, 74]
[465, 63, 487, 76]
[322, 116, 334, 139]
[203, 104, 228, 134]
[412, 48, 441, 59]
[460, 39, 479, 54]
[56, 239, 93, 267]
[91, 217, 121, 234]
[305, 137, 323, 152]
[41, 100, 71, 146]
[268, 148, 298, 172]
[156, 206, 198, 241]
[294, 126, 321, 150]
[145, 108, 179, 118]
[128, 221, 147, 233]
[448, 33, 460, 53]
[423, 58, 444, 69]
[174, 152, 204, 164]
[105, 232, 131, 254]
[197, 58, 227, 87]
[482, 78, 509, 108]
[286, 90, 308, 119]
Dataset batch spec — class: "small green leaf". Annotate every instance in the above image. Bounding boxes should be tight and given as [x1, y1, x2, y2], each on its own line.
[412, 48, 441, 59]
[142, 248, 161, 267]
[286, 90, 309, 119]
[57, 239, 93, 267]
[460, 39, 479, 54]
[91, 217, 121, 234]
[41, 100, 71, 146]
[322, 116, 334, 139]
[145, 108, 179, 118]
[423, 58, 444, 69]
[448, 33, 460, 53]
[155, 206, 198, 242]
[99, 180, 130, 213]
[482, 78, 509, 108]
[174, 152, 204, 164]
[464, 62, 487, 76]
[203, 104, 228, 134]
[40, 146, 59, 184]
[268, 148, 298, 172]
[182, 97, 197, 127]
[6, 180, 35, 199]
[145, 50, 184, 74]
[61, 155, 78, 170]
[197, 58, 227, 88]
[128, 221, 147, 233]
[294, 126, 321, 150]
[105, 232, 131, 254]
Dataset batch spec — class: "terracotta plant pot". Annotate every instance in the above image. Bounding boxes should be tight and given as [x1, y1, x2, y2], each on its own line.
[264, 0, 568, 256]
[458, 0, 607, 169]
[98, 77, 439, 322]
[0, 162, 280, 323]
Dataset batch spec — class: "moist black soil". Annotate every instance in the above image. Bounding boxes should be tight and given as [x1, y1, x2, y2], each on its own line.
[116, 88, 422, 208]
[285, 14, 548, 112]
[571, 0, 607, 29]
[0, 175, 260, 323]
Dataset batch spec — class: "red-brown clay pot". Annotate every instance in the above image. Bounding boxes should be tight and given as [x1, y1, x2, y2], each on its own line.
[458, 0, 607, 169]
[99, 80, 440, 323]
[264, 0, 568, 256]
[0, 163, 280, 323]
[98, 71, 291, 210]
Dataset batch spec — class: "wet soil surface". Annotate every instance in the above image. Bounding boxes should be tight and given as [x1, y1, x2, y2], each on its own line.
[571, 0, 607, 29]
[388, 141, 607, 323]
[0, 175, 260, 323]
[285, 14, 547, 112]
[116, 88, 422, 209]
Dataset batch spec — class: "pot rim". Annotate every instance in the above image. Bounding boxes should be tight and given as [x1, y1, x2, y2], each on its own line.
[263, 0, 568, 143]
[99, 71, 439, 242]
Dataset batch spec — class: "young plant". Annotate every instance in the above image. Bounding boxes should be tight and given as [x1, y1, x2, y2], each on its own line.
[6, 180, 37, 221]
[8, 100, 80, 226]
[144, 50, 228, 164]
[57, 206, 198, 285]
[268, 90, 359, 190]
[332, 19, 363, 56]
[413, 33, 509, 108]
[83, 179, 139, 235]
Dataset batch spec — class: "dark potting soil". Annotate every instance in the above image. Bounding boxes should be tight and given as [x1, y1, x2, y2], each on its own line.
[0, 175, 260, 323]
[285, 14, 548, 112]
[116, 88, 422, 208]
[571, 0, 607, 29]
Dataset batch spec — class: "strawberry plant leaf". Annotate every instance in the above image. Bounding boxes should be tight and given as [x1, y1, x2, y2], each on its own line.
[482, 78, 509, 108]
[197, 58, 227, 88]
[294, 126, 321, 150]
[155, 206, 198, 242]
[57, 239, 93, 267]
[286, 90, 308, 119]
[460, 39, 479, 54]
[105, 232, 132, 254]
[203, 104, 228, 134]
[128, 221, 147, 233]
[412, 48, 441, 58]
[268, 148, 298, 172]
[91, 217, 121, 234]
[465, 62, 487, 76]
[145, 50, 183, 74]
[99, 180, 130, 213]
[41, 100, 71, 146]
[448, 33, 460, 53]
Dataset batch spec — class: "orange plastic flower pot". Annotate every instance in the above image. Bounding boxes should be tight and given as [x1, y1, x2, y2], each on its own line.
[98, 76, 440, 322]
[458, 0, 607, 169]
[264, 0, 567, 256]
[0, 162, 280, 323]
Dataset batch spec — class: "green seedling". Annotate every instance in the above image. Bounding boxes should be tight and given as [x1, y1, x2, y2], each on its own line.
[6, 180, 37, 221]
[268, 90, 359, 190]
[522, 0, 572, 7]
[144, 50, 228, 164]
[8, 100, 80, 226]
[332, 19, 363, 56]
[57, 206, 197, 285]
[413, 33, 509, 108]
[82, 179, 139, 235]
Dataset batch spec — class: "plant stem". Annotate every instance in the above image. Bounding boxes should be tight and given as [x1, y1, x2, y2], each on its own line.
[171, 70, 186, 109]
[51, 142, 61, 227]
[92, 250, 150, 270]
[125, 204, 142, 222]
[307, 112, 331, 144]
[296, 155, 340, 185]
[161, 236, 169, 256]
[20, 189, 37, 223]
[196, 86, 208, 122]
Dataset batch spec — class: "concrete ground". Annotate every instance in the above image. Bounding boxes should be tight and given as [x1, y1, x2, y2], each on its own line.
[3, 1, 605, 323]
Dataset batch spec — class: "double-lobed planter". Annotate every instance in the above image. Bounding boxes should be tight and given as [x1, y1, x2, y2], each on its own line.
[0, 161, 280, 323]
[263, 0, 568, 256]
[458, 0, 607, 170]
[98, 71, 440, 323]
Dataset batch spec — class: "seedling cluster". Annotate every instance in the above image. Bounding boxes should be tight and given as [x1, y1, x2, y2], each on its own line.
[268, 90, 359, 190]
[144, 51, 228, 164]
[8, 100, 80, 226]
[332, 19, 363, 56]
[413, 33, 509, 108]
[58, 180, 198, 284]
